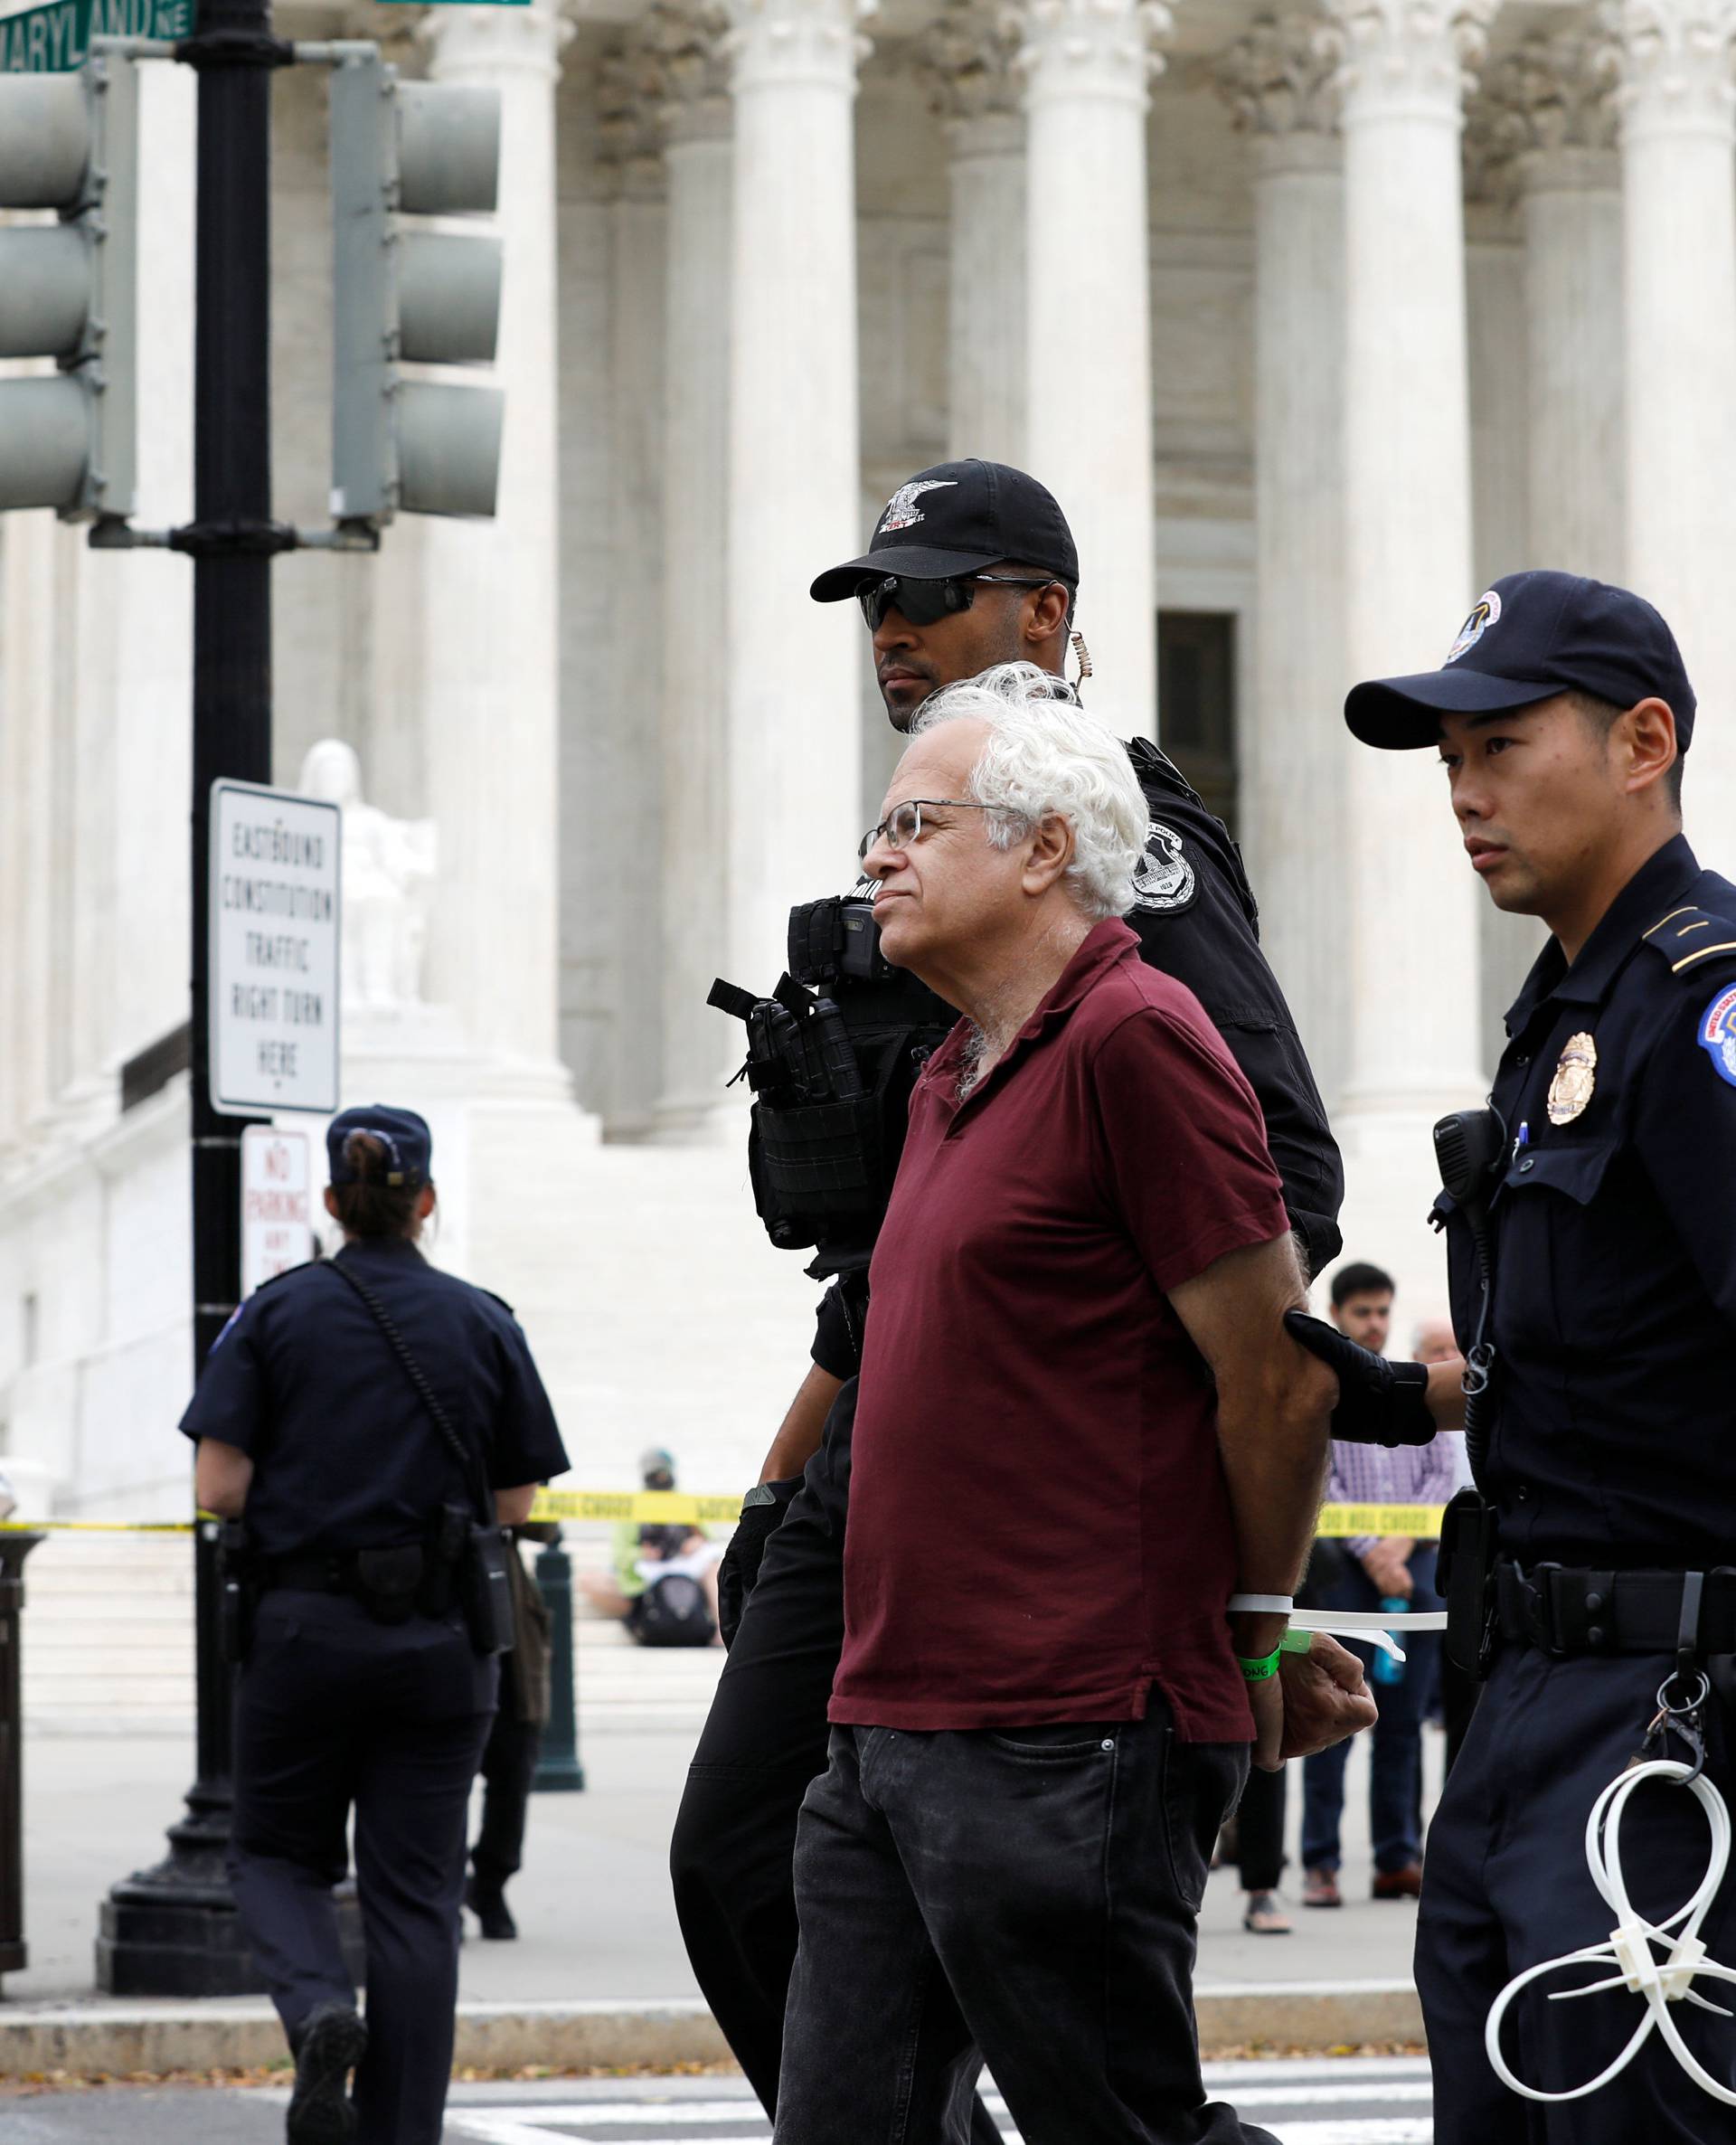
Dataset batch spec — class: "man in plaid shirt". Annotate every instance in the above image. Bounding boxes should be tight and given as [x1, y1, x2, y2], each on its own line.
[1300, 1263, 1458, 1907]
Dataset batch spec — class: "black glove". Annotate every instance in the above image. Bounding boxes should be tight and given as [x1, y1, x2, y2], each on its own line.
[1283, 1309, 1437, 1448]
[716, 1479, 804, 1649]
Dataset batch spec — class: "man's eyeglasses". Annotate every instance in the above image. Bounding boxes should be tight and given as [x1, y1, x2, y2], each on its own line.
[857, 798, 995, 863]
[856, 572, 1055, 633]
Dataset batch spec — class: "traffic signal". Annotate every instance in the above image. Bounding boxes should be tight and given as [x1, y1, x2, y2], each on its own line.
[0, 59, 137, 519]
[329, 51, 505, 526]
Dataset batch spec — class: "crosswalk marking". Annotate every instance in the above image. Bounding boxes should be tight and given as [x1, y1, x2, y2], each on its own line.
[442, 2063, 1437, 2145]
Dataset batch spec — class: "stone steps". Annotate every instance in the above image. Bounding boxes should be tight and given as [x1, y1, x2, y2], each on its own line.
[15, 1529, 722, 1736]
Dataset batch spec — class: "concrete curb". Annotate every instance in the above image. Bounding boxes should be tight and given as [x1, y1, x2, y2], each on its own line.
[0, 1984, 1420, 2077]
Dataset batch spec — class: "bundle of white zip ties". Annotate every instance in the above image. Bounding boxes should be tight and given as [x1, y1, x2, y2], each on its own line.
[1288, 1609, 1736, 2103]
[1482, 1753, 1736, 2104]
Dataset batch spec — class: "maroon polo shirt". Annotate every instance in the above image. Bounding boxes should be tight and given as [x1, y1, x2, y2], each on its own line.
[830, 918, 1288, 1743]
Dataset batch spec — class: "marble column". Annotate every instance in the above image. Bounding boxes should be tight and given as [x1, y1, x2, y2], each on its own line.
[1483, 31, 1624, 582]
[648, 4, 738, 1139]
[722, 0, 871, 983]
[594, 40, 668, 1138]
[1326, 0, 1490, 1299]
[1218, 16, 1348, 1115]
[1014, 0, 1166, 732]
[1606, 0, 1736, 861]
[920, 0, 1025, 464]
[416, 0, 577, 1082]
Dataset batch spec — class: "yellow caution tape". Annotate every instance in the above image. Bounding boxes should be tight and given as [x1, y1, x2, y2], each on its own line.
[1313, 1503, 1446, 1538]
[2, 1498, 1449, 1536]
[529, 1488, 742, 1526]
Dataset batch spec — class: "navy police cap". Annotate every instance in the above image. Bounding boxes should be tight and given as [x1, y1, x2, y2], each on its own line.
[326, 1104, 432, 1188]
[810, 459, 1080, 602]
[1344, 571, 1696, 751]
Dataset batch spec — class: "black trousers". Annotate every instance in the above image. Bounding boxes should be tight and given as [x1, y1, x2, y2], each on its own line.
[230, 1590, 496, 2145]
[775, 1712, 1263, 2145]
[670, 1384, 862, 2120]
[473, 1706, 544, 1889]
[1234, 1761, 1287, 1894]
[1419, 1643, 1736, 2143]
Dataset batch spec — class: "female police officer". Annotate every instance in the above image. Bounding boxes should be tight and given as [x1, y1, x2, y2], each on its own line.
[181, 1104, 568, 2145]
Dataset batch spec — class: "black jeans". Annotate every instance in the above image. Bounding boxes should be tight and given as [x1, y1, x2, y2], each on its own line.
[230, 1590, 495, 2145]
[775, 1709, 1270, 2145]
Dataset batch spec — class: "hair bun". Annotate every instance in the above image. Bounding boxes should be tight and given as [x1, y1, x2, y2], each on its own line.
[343, 1129, 392, 1183]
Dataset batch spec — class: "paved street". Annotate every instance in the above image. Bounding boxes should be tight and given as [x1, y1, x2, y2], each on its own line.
[14, 1694, 1440, 2008]
[0, 2057, 1435, 2142]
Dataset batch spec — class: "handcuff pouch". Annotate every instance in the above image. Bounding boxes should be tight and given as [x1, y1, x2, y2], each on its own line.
[1440, 1486, 1499, 1680]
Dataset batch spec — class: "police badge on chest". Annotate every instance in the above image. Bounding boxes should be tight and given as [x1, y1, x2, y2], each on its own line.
[1131, 820, 1198, 915]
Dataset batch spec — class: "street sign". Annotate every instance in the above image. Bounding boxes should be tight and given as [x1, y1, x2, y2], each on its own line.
[0, 0, 193, 72]
[240, 1125, 313, 1294]
[210, 779, 341, 1117]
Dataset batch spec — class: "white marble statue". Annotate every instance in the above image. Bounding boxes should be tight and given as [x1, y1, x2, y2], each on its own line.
[297, 741, 437, 1009]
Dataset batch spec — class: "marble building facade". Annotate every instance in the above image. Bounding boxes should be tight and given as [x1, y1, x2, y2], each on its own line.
[2, 0, 1733, 1516]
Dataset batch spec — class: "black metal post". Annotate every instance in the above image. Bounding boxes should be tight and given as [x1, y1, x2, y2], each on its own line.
[98, 0, 293, 1997]
[0, 1532, 44, 1989]
[531, 1534, 585, 1793]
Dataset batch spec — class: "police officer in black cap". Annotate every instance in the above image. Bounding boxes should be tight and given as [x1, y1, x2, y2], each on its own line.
[1291, 572, 1736, 2138]
[671, 459, 1358, 2125]
[184, 1104, 568, 2145]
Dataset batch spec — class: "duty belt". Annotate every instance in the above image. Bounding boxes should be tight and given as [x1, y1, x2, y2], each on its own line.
[1494, 1560, 1736, 1658]
[265, 1545, 424, 1594]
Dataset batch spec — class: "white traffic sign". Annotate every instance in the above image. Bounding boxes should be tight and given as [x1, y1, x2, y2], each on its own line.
[241, 1126, 315, 1295]
[211, 779, 341, 1116]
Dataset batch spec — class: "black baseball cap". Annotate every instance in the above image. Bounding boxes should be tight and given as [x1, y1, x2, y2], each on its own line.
[809, 459, 1080, 601]
[326, 1104, 432, 1187]
[1344, 571, 1696, 751]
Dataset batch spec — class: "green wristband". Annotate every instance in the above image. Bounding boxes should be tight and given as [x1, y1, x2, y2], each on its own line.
[1235, 1644, 1283, 1682]
[1280, 1628, 1314, 1655]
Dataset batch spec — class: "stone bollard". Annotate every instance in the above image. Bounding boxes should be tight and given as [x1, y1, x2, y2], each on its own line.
[531, 1532, 584, 1792]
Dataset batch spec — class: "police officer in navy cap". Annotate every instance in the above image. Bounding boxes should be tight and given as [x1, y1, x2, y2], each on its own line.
[183, 1103, 568, 2145]
[671, 461, 1366, 2130]
[1288, 572, 1736, 2139]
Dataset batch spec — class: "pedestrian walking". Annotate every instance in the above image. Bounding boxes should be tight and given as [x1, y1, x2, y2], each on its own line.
[671, 466, 1347, 2130]
[769, 678, 1366, 2144]
[183, 1103, 569, 2145]
[467, 1524, 557, 1941]
[1299, 1263, 1455, 1908]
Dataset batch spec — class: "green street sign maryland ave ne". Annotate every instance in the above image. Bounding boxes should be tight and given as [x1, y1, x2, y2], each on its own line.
[1, 0, 193, 72]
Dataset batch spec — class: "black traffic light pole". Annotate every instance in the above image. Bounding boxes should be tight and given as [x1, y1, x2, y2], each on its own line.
[98, 0, 295, 1996]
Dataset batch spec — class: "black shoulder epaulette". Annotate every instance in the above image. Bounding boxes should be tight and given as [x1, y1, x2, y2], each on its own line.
[479, 1285, 517, 1318]
[1641, 905, 1736, 981]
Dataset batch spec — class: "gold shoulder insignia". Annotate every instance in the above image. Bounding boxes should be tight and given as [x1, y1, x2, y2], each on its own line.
[1642, 908, 1736, 980]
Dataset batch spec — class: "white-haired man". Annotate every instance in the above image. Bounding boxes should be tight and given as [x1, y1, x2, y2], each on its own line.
[772, 685, 1344, 2145]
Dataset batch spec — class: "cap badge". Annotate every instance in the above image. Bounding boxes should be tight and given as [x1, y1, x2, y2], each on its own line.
[1446, 589, 1503, 664]
[1697, 983, 1736, 1089]
[1546, 1031, 1598, 1125]
[1131, 820, 1196, 914]
[877, 478, 957, 534]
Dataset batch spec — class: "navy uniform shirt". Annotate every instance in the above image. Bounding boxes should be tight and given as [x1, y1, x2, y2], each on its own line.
[180, 1235, 570, 1558]
[1445, 833, 1736, 1570]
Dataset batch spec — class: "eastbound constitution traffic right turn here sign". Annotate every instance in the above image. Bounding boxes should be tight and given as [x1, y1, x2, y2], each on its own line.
[210, 779, 341, 1117]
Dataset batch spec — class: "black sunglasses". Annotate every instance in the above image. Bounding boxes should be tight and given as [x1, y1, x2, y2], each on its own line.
[856, 572, 1055, 633]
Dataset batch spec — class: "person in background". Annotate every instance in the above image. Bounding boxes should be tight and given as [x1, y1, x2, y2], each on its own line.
[1300, 1264, 1458, 1908]
[184, 1105, 568, 2145]
[467, 1523, 558, 1941]
[1410, 1319, 1475, 1777]
[580, 1448, 722, 1646]
[1233, 1765, 1291, 1933]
